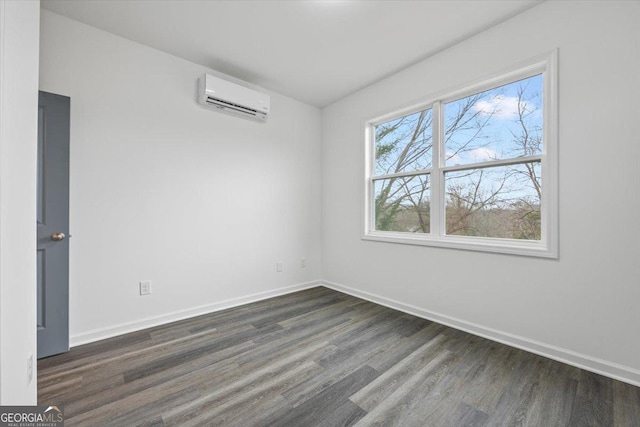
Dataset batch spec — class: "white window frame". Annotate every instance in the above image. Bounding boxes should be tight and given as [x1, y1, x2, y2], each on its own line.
[363, 51, 558, 258]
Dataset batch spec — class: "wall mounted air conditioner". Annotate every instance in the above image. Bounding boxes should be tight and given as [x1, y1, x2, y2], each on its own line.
[198, 73, 270, 122]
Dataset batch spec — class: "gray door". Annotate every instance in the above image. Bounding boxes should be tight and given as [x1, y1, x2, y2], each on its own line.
[37, 91, 70, 359]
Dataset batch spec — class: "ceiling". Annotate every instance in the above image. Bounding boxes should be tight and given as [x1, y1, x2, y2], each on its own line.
[41, 0, 543, 107]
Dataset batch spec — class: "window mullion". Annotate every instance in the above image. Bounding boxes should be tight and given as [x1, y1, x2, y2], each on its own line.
[430, 101, 442, 236]
[441, 155, 542, 173]
[372, 168, 433, 181]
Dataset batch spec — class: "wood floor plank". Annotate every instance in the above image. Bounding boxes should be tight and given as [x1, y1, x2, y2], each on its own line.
[385, 338, 500, 424]
[568, 369, 615, 427]
[460, 345, 523, 414]
[37, 287, 640, 426]
[38, 329, 152, 369]
[613, 379, 640, 426]
[187, 288, 342, 334]
[365, 322, 447, 372]
[520, 361, 579, 426]
[484, 354, 548, 427]
[281, 332, 402, 408]
[66, 340, 254, 416]
[394, 314, 433, 337]
[160, 339, 336, 425]
[39, 322, 236, 384]
[349, 332, 449, 411]
[175, 361, 325, 427]
[277, 297, 366, 328]
[455, 402, 490, 427]
[123, 323, 282, 383]
[352, 350, 458, 426]
[38, 333, 154, 377]
[39, 373, 125, 409]
[235, 317, 349, 371]
[262, 365, 377, 427]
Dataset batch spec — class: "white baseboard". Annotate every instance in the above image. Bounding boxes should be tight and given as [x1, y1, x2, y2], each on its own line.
[321, 280, 640, 387]
[70, 280, 322, 347]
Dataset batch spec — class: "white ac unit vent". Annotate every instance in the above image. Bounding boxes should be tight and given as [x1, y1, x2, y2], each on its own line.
[198, 73, 270, 122]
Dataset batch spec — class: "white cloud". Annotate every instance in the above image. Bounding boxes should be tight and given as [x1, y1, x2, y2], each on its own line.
[468, 147, 499, 161]
[473, 95, 534, 119]
[446, 151, 462, 164]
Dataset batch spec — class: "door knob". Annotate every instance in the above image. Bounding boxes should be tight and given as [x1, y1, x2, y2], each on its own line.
[51, 232, 66, 241]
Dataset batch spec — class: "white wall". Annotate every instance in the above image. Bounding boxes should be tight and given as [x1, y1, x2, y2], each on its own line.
[322, 1, 640, 384]
[0, 0, 39, 404]
[39, 10, 323, 344]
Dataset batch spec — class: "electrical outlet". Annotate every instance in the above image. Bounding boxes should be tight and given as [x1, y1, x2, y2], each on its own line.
[27, 354, 34, 385]
[139, 280, 152, 295]
[301, 258, 307, 268]
[276, 262, 283, 273]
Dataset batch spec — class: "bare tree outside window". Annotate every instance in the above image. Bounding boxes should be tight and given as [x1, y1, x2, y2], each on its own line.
[374, 109, 432, 232]
[373, 74, 543, 240]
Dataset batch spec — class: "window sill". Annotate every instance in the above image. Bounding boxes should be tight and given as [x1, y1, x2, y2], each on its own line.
[362, 231, 558, 259]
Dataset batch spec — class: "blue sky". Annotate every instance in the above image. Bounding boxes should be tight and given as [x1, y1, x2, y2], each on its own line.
[444, 74, 543, 166]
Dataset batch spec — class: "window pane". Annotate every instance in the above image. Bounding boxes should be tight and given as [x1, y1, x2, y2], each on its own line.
[444, 74, 543, 166]
[374, 175, 430, 233]
[445, 163, 541, 239]
[374, 109, 433, 175]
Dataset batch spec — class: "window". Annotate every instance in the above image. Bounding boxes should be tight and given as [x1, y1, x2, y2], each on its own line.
[364, 52, 558, 257]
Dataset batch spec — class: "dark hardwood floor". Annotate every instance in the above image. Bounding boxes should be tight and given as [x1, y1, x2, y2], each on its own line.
[38, 287, 640, 426]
